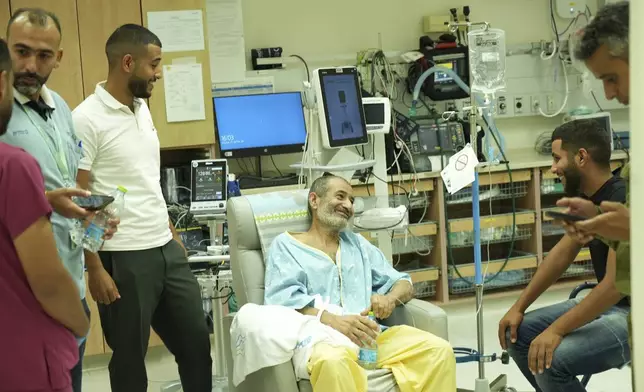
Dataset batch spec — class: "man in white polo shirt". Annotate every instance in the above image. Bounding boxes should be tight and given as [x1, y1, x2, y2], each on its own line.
[73, 24, 212, 392]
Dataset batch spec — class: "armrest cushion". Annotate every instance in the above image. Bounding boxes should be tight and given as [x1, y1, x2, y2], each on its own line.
[382, 299, 449, 340]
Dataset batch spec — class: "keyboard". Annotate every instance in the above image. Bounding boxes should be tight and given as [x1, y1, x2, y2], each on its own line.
[238, 175, 300, 190]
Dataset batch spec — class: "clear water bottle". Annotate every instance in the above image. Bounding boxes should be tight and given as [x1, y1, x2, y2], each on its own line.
[358, 311, 378, 370]
[468, 28, 506, 94]
[81, 186, 127, 252]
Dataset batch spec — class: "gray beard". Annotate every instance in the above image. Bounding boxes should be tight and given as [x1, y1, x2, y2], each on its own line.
[318, 209, 349, 232]
[14, 83, 40, 97]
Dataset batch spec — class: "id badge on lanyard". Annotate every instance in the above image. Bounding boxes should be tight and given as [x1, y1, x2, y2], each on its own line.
[21, 104, 74, 187]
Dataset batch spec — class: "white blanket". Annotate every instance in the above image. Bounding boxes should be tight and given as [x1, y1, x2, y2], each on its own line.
[230, 303, 359, 386]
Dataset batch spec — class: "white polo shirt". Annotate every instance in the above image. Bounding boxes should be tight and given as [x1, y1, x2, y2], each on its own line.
[72, 83, 172, 251]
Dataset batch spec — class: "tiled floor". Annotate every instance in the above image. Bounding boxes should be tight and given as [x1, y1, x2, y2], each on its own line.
[82, 286, 632, 392]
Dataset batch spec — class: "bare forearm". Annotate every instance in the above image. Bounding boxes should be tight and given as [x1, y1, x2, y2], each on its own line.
[169, 220, 183, 243]
[33, 272, 89, 337]
[550, 282, 623, 336]
[514, 237, 581, 312]
[84, 250, 103, 271]
[386, 280, 414, 305]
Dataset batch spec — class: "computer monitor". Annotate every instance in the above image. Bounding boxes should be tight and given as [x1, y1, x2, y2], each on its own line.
[569, 112, 613, 150]
[189, 159, 228, 216]
[214, 92, 307, 158]
[313, 67, 369, 149]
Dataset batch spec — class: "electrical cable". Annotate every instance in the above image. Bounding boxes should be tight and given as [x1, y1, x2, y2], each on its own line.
[290, 54, 310, 82]
[269, 155, 284, 177]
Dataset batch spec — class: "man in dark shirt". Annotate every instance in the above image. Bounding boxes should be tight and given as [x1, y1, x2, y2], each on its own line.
[498, 119, 629, 392]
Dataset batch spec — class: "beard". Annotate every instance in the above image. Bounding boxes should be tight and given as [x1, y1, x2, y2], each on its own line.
[317, 202, 351, 232]
[563, 166, 582, 197]
[0, 100, 12, 136]
[128, 75, 153, 99]
[14, 71, 49, 97]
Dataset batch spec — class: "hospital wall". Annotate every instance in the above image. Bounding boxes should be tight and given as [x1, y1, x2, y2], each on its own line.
[238, 0, 630, 175]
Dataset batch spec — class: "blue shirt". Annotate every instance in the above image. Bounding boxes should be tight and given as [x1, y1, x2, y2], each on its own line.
[0, 86, 85, 298]
[265, 231, 411, 314]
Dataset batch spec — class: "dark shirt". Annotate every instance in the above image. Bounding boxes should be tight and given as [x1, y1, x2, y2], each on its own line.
[584, 175, 629, 306]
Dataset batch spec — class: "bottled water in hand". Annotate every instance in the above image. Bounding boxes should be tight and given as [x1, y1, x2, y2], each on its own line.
[72, 186, 127, 253]
[358, 311, 379, 370]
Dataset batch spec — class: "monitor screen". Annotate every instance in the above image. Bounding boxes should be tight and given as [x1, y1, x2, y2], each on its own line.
[214, 92, 307, 158]
[364, 102, 385, 125]
[319, 69, 368, 147]
[191, 161, 226, 203]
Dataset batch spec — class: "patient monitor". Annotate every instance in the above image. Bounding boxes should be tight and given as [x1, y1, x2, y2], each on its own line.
[189, 159, 228, 216]
[313, 67, 369, 149]
[363, 97, 392, 134]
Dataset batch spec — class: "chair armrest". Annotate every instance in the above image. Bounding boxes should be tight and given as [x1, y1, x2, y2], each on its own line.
[382, 299, 449, 340]
[223, 313, 301, 392]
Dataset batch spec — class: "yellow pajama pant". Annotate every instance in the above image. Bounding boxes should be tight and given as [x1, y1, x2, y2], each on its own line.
[308, 325, 456, 392]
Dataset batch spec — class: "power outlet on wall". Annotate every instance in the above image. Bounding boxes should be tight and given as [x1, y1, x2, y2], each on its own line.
[514, 96, 526, 115]
[530, 95, 541, 114]
[546, 95, 556, 113]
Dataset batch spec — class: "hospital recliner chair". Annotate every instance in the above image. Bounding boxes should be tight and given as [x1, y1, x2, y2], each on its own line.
[222, 193, 450, 392]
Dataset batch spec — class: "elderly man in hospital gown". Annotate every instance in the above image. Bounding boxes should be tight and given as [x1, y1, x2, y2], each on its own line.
[264, 174, 456, 392]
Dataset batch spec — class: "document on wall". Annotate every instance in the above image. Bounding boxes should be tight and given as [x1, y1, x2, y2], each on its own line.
[147, 10, 205, 53]
[206, 0, 246, 83]
[163, 64, 206, 123]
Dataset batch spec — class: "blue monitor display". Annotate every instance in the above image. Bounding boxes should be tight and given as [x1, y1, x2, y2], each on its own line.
[214, 92, 307, 158]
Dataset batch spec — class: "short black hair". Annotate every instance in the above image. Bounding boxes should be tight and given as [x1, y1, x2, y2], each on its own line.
[7, 8, 62, 38]
[551, 119, 612, 168]
[574, 2, 629, 61]
[0, 39, 10, 73]
[105, 24, 162, 69]
[307, 174, 350, 217]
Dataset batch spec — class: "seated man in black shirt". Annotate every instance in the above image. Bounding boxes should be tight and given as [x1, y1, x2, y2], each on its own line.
[498, 119, 629, 392]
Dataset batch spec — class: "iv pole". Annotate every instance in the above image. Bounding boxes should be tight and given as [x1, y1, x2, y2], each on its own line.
[410, 20, 515, 392]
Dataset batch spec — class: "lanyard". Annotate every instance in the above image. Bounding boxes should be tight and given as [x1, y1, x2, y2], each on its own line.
[19, 103, 72, 183]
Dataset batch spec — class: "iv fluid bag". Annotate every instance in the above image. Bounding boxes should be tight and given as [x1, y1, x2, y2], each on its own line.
[468, 28, 506, 94]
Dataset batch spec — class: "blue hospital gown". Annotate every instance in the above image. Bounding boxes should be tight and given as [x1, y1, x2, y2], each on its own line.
[264, 231, 411, 315]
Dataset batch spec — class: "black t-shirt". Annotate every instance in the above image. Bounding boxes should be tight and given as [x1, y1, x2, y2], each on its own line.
[585, 175, 628, 305]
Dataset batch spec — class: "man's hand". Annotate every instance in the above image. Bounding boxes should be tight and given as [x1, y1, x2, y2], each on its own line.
[575, 201, 630, 242]
[365, 294, 396, 320]
[329, 314, 379, 347]
[498, 307, 524, 350]
[46, 188, 92, 219]
[528, 328, 563, 375]
[103, 217, 120, 241]
[87, 266, 120, 305]
[555, 197, 599, 244]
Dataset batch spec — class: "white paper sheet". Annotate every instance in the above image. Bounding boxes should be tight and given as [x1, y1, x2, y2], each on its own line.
[147, 10, 205, 53]
[440, 144, 480, 195]
[206, 0, 246, 83]
[163, 64, 206, 123]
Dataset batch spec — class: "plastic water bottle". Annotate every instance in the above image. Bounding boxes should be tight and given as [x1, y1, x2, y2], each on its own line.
[468, 28, 506, 94]
[358, 311, 378, 370]
[81, 186, 127, 252]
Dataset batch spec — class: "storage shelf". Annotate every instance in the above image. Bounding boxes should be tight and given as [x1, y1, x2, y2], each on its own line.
[448, 253, 538, 294]
[446, 178, 529, 205]
[449, 224, 532, 248]
[352, 178, 434, 197]
[449, 211, 535, 232]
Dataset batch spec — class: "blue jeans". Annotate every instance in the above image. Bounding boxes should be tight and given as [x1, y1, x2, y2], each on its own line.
[506, 298, 630, 392]
[71, 298, 90, 392]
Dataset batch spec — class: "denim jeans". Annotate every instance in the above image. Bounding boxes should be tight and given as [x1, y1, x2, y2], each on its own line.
[71, 298, 90, 392]
[506, 298, 630, 392]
